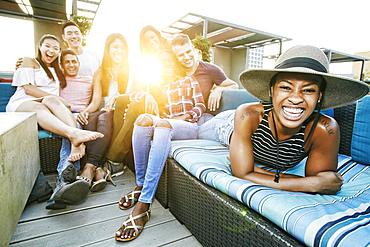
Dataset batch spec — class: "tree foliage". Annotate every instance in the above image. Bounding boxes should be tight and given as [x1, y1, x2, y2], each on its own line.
[362, 69, 370, 82]
[73, 15, 93, 47]
[192, 34, 212, 62]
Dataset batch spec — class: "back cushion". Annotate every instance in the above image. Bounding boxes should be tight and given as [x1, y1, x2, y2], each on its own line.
[213, 89, 259, 115]
[320, 108, 334, 118]
[0, 83, 16, 112]
[351, 95, 370, 165]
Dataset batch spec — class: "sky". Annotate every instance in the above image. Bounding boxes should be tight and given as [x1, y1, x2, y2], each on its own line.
[1, 0, 370, 74]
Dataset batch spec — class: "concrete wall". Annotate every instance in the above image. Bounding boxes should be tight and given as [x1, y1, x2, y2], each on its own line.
[352, 51, 370, 80]
[0, 113, 39, 246]
[33, 20, 64, 54]
[212, 47, 247, 89]
[230, 48, 247, 88]
[213, 47, 231, 77]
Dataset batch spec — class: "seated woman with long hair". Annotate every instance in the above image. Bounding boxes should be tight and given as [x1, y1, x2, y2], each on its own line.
[6, 34, 103, 160]
[76, 33, 130, 192]
[139, 25, 168, 56]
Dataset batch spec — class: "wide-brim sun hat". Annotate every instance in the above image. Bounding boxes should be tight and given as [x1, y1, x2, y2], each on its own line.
[239, 45, 370, 110]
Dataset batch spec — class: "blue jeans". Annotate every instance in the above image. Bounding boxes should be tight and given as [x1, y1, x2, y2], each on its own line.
[133, 114, 198, 203]
[197, 110, 235, 146]
[57, 113, 81, 175]
[197, 112, 215, 126]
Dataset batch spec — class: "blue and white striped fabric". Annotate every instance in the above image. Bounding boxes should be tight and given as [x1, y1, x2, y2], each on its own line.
[169, 139, 370, 247]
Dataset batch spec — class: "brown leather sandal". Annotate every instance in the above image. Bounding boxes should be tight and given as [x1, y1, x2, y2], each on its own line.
[76, 163, 96, 187]
[115, 209, 150, 242]
[91, 167, 116, 192]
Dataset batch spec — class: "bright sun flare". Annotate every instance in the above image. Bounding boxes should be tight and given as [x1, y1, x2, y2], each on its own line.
[133, 55, 161, 89]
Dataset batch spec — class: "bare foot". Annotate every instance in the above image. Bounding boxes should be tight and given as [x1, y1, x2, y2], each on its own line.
[69, 129, 104, 147]
[115, 202, 150, 241]
[68, 143, 85, 162]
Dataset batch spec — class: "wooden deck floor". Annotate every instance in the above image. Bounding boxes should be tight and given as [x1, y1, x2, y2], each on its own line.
[9, 168, 202, 247]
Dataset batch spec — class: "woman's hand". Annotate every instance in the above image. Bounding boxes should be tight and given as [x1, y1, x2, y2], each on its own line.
[145, 93, 159, 116]
[15, 57, 23, 70]
[105, 95, 117, 112]
[77, 111, 89, 125]
[312, 171, 343, 194]
[136, 91, 146, 102]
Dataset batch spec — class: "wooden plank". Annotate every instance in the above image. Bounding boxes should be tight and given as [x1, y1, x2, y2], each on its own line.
[11, 166, 201, 246]
[11, 200, 164, 244]
[10, 208, 183, 246]
[86, 220, 195, 247]
[163, 236, 203, 246]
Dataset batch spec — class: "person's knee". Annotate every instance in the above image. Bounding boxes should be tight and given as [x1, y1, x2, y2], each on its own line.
[128, 101, 145, 114]
[135, 114, 153, 127]
[99, 111, 112, 121]
[33, 102, 48, 112]
[97, 112, 113, 127]
[115, 95, 130, 109]
[155, 120, 172, 129]
[42, 95, 61, 106]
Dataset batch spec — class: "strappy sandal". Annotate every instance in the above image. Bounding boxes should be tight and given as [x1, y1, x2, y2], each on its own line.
[76, 163, 95, 187]
[115, 209, 151, 242]
[119, 189, 142, 210]
[91, 167, 116, 192]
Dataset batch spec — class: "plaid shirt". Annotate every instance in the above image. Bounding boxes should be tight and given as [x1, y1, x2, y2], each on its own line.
[130, 76, 205, 123]
[163, 76, 205, 122]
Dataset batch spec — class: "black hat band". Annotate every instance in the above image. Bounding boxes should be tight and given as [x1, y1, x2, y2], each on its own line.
[275, 57, 328, 73]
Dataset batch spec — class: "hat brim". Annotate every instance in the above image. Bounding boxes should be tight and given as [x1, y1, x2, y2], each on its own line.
[239, 68, 370, 110]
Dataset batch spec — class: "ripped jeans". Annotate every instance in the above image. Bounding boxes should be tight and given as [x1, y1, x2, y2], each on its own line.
[133, 114, 198, 204]
[197, 109, 235, 147]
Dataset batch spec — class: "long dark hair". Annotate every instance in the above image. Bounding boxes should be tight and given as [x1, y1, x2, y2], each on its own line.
[101, 33, 129, 97]
[36, 34, 66, 88]
[139, 25, 167, 56]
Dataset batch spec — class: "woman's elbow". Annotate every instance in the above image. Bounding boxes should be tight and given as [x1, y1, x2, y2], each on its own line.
[230, 165, 247, 179]
[22, 84, 33, 95]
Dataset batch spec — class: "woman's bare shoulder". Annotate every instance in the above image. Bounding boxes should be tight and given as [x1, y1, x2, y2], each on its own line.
[235, 101, 264, 119]
[19, 57, 39, 69]
[234, 101, 264, 135]
[316, 114, 339, 137]
[305, 113, 340, 151]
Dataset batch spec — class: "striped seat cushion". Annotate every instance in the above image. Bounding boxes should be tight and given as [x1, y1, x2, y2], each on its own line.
[169, 139, 370, 247]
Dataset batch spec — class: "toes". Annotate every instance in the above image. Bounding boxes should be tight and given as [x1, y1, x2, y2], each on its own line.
[116, 230, 122, 237]
[125, 229, 134, 239]
[119, 197, 126, 206]
[69, 157, 76, 162]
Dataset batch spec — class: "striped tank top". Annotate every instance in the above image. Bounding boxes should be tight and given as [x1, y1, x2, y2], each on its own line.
[250, 102, 308, 171]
